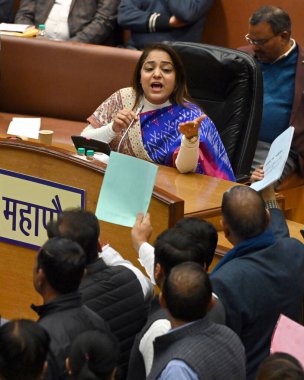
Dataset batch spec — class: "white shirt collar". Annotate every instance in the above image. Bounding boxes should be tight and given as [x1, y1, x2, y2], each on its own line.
[273, 38, 296, 63]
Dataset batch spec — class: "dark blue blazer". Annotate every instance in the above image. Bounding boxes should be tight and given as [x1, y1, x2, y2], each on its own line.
[211, 209, 304, 380]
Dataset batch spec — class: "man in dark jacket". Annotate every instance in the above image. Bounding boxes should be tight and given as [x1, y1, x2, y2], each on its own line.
[210, 185, 304, 380]
[118, 0, 213, 50]
[32, 237, 111, 380]
[47, 209, 152, 379]
[15, 0, 119, 45]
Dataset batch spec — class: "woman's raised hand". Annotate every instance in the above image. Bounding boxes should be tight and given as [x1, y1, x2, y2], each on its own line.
[112, 109, 138, 133]
[178, 115, 206, 139]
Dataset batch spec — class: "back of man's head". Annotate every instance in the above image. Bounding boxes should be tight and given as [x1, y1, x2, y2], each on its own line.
[250, 5, 291, 36]
[154, 227, 208, 276]
[37, 237, 86, 294]
[47, 208, 100, 264]
[162, 262, 212, 322]
[222, 185, 268, 241]
[175, 218, 218, 270]
[0, 319, 50, 380]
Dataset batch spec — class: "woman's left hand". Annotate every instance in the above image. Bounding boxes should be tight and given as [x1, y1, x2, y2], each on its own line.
[178, 115, 206, 139]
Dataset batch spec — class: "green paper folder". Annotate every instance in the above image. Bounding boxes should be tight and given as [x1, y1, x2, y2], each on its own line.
[96, 152, 158, 227]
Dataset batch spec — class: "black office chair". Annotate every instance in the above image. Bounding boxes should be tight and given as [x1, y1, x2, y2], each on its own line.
[167, 42, 263, 181]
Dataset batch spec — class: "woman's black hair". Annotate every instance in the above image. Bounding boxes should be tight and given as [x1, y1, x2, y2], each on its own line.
[68, 330, 118, 380]
[0, 319, 50, 380]
[132, 43, 192, 109]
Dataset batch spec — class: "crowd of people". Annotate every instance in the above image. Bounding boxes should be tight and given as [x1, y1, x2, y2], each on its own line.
[1, 0, 213, 47]
[0, 2, 304, 380]
[1, 182, 304, 380]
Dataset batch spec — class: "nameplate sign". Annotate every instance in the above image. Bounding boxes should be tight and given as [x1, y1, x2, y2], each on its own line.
[0, 169, 85, 249]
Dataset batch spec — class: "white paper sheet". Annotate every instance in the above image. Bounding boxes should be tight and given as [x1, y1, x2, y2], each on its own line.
[0, 23, 32, 33]
[250, 126, 294, 191]
[7, 118, 41, 139]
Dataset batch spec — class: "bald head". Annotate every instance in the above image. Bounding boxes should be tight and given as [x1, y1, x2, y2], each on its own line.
[222, 186, 268, 241]
[162, 262, 212, 322]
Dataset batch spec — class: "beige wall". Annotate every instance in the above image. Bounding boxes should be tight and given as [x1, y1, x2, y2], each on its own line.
[203, 0, 304, 49]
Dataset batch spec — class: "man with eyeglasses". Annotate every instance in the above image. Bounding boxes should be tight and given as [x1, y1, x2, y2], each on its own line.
[239, 5, 304, 185]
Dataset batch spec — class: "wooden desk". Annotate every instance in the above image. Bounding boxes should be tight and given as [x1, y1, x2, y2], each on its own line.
[0, 138, 235, 319]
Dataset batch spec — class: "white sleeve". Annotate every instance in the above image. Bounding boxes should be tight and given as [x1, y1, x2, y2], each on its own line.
[81, 122, 117, 143]
[175, 135, 199, 173]
[138, 242, 156, 285]
[100, 245, 154, 301]
[139, 319, 171, 376]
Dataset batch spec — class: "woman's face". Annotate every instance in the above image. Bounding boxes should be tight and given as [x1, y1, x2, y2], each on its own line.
[140, 49, 176, 105]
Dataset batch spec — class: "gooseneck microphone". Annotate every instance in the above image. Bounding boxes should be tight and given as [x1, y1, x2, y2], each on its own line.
[117, 104, 144, 153]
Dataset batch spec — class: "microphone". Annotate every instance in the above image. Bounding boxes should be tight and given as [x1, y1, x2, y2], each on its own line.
[117, 104, 144, 153]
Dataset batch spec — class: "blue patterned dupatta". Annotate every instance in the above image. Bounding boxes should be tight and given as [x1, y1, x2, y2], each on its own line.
[140, 102, 236, 181]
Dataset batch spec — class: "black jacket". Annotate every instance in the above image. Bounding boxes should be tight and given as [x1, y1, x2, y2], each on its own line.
[15, 0, 119, 45]
[80, 258, 149, 378]
[32, 292, 111, 380]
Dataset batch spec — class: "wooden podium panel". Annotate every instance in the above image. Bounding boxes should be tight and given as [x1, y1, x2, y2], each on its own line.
[0, 138, 235, 320]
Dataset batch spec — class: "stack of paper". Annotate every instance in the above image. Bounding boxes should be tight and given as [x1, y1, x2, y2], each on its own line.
[7, 118, 41, 139]
[0, 23, 37, 37]
[0, 23, 33, 33]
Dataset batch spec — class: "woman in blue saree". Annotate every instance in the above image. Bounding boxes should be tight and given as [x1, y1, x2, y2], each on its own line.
[82, 43, 235, 181]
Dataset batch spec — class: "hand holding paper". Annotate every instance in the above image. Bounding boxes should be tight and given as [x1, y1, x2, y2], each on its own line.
[95, 152, 158, 227]
[251, 127, 294, 191]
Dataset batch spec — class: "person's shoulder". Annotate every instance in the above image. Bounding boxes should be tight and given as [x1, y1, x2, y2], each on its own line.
[211, 258, 244, 278]
[81, 304, 109, 327]
[105, 86, 134, 100]
[182, 101, 203, 114]
[296, 41, 304, 55]
[209, 321, 245, 349]
[279, 235, 304, 253]
[119, 86, 135, 96]
[85, 260, 138, 287]
[295, 40, 303, 48]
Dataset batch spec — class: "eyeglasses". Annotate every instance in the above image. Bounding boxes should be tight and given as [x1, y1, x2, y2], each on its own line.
[245, 33, 277, 46]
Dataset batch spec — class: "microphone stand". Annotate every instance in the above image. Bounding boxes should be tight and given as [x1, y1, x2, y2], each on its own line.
[117, 104, 144, 153]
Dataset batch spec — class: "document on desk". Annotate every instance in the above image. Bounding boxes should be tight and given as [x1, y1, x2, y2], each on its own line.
[95, 152, 158, 227]
[250, 126, 294, 192]
[0, 23, 33, 33]
[7, 118, 41, 139]
[271, 314, 304, 366]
